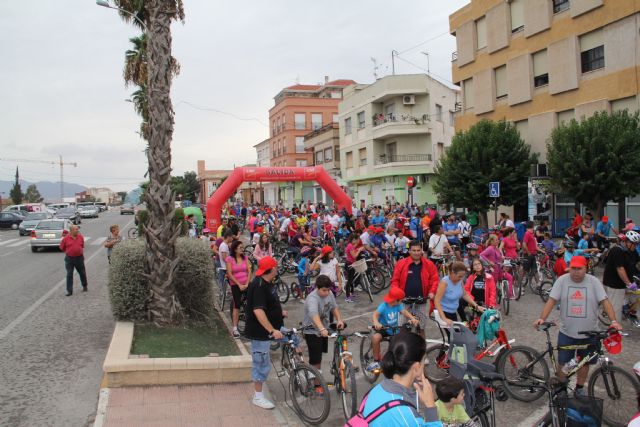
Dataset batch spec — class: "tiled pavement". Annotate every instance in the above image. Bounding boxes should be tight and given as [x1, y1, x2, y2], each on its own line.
[101, 383, 290, 427]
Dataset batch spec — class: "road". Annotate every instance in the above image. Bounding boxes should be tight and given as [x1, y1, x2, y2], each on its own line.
[0, 210, 135, 427]
[261, 264, 640, 427]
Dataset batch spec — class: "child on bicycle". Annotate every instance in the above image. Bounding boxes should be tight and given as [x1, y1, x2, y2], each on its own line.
[366, 287, 419, 373]
[297, 247, 313, 302]
[435, 376, 479, 427]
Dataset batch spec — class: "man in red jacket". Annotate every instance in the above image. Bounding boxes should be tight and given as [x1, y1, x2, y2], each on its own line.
[59, 224, 88, 296]
[390, 240, 439, 333]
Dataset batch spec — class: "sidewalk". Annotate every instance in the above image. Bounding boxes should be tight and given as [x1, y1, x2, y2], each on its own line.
[96, 383, 293, 427]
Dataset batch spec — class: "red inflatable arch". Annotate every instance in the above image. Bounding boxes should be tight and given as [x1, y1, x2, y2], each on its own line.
[206, 166, 352, 231]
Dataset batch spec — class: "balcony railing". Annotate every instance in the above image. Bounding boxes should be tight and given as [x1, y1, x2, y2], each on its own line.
[373, 114, 430, 127]
[375, 154, 432, 165]
[452, 51, 458, 62]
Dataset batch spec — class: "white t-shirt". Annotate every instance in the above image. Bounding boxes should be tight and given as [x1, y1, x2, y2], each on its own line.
[360, 231, 371, 246]
[395, 236, 410, 253]
[505, 219, 515, 228]
[219, 241, 230, 267]
[429, 233, 447, 258]
[329, 214, 340, 228]
[385, 233, 396, 246]
[279, 217, 291, 232]
[318, 258, 339, 283]
[458, 220, 471, 237]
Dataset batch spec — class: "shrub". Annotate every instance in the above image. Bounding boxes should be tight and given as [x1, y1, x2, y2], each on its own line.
[108, 237, 215, 322]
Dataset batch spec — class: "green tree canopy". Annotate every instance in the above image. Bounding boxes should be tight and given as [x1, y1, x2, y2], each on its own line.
[170, 171, 199, 202]
[10, 182, 22, 205]
[433, 119, 537, 225]
[547, 110, 640, 217]
[24, 184, 43, 203]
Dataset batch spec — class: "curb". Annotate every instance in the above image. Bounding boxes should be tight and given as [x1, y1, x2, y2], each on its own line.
[93, 388, 109, 427]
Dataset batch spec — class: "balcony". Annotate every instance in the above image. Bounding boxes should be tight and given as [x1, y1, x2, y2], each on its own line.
[452, 51, 458, 62]
[374, 153, 433, 172]
[372, 114, 431, 140]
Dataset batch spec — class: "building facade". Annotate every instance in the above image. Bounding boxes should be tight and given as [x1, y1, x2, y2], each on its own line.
[196, 160, 231, 204]
[303, 123, 344, 205]
[268, 77, 355, 206]
[338, 74, 459, 207]
[253, 139, 272, 205]
[450, 0, 640, 226]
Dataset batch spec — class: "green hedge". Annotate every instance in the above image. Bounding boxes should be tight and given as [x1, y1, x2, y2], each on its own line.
[136, 208, 189, 237]
[108, 237, 215, 321]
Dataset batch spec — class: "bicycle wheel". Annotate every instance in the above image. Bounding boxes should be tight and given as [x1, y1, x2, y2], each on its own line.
[275, 277, 290, 304]
[359, 335, 382, 384]
[340, 360, 358, 420]
[527, 271, 538, 294]
[512, 273, 522, 301]
[470, 411, 489, 427]
[497, 345, 549, 402]
[127, 227, 138, 239]
[588, 365, 640, 427]
[424, 344, 450, 383]
[500, 281, 510, 315]
[290, 282, 302, 300]
[360, 275, 373, 303]
[289, 363, 331, 425]
[538, 280, 553, 303]
[368, 268, 386, 295]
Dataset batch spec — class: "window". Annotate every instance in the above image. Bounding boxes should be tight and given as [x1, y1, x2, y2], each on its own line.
[346, 151, 353, 168]
[435, 104, 443, 122]
[557, 109, 574, 125]
[330, 91, 342, 99]
[282, 114, 286, 129]
[276, 117, 281, 133]
[357, 111, 366, 129]
[476, 16, 487, 50]
[295, 113, 306, 130]
[359, 148, 367, 166]
[533, 49, 549, 88]
[295, 137, 305, 153]
[384, 103, 395, 117]
[311, 113, 323, 130]
[296, 160, 308, 167]
[510, 0, 524, 33]
[449, 111, 455, 126]
[515, 119, 529, 143]
[580, 29, 604, 73]
[463, 78, 474, 109]
[272, 121, 275, 136]
[315, 150, 324, 164]
[553, 0, 570, 13]
[332, 113, 339, 123]
[437, 142, 445, 160]
[611, 96, 638, 113]
[324, 148, 333, 162]
[345, 117, 352, 135]
[495, 65, 507, 99]
[272, 142, 277, 157]
[335, 149, 340, 161]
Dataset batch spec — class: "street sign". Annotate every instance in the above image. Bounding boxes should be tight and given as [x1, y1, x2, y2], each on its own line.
[489, 182, 500, 198]
[406, 176, 416, 188]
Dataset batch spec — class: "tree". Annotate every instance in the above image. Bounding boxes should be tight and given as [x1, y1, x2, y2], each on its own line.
[10, 167, 22, 205]
[24, 184, 43, 203]
[547, 110, 640, 218]
[117, 191, 128, 203]
[170, 171, 199, 202]
[433, 120, 537, 226]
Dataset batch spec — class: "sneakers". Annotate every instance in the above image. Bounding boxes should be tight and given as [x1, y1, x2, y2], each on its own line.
[366, 361, 381, 372]
[252, 396, 275, 410]
[345, 296, 354, 303]
[232, 328, 241, 338]
[65, 292, 72, 297]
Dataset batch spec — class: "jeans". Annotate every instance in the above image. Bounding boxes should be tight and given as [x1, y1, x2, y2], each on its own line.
[65, 255, 87, 293]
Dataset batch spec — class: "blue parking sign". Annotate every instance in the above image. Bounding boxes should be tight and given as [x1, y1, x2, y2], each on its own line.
[489, 182, 500, 198]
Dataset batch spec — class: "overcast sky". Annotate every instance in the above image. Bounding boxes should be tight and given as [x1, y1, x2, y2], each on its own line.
[0, 0, 469, 192]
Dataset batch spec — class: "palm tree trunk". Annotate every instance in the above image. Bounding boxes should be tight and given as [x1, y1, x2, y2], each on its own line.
[144, 0, 182, 326]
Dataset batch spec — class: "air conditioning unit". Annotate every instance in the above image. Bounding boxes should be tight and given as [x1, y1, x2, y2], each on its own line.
[402, 95, 416, 105]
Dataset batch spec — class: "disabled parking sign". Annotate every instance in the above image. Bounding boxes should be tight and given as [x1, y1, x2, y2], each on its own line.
[489, 182, 500, 198]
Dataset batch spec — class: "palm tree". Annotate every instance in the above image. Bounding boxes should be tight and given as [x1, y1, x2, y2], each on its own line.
[116, 0, 185, 326]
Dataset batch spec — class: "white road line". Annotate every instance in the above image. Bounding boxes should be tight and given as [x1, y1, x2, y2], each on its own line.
[0, 238, 19, 247]
[91, 237, 107, 246]
[84, 236, 92, 242]
[6, 240, 28, 248]
[343, 310, 375, 322]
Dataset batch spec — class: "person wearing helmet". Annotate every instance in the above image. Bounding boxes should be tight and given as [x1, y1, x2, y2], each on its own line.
[602, 230, 640, 325]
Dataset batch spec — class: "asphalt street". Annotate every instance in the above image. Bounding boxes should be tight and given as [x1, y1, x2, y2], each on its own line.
[0, 210, 135, 427]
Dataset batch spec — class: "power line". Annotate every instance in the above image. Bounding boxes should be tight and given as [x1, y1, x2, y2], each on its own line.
[175, 100, 268, 127]
[397, 31, 451, 55]
[393, 54, 457, 87]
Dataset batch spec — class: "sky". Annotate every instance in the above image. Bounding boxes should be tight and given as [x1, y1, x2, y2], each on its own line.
[0, 0, 469, 192]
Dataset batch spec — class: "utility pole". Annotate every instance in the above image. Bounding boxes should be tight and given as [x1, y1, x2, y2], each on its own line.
[0, 156, 78, 202]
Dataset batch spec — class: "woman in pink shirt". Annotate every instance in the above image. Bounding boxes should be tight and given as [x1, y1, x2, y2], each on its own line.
[499, 227, 520, 259]
[226, 239, 252, 337]
[480, 234, 514, 299]
[253, 233, 273, 261]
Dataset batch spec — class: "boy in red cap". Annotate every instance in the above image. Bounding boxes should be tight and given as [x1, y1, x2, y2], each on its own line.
[366, 287, 419, 373]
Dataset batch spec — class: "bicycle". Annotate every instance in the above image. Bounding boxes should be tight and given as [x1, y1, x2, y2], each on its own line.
[498, 321, 640, 427]
[328, 323, 368, 421]
[272, 273, 291, 304]
[274, 326, 331, 425]
[531, 376, 603, 427]
[127, 226, 139, 239]
[598, 285, 640, 329]
[487, 262, 511, 315]
[349, 259, 373, 302]
[359, 323, 415, 384]
[214, 268, 230, 313]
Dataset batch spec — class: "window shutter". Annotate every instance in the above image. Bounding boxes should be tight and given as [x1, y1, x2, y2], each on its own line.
[533, 50, 548, 77]
[580, 29, 604, 52]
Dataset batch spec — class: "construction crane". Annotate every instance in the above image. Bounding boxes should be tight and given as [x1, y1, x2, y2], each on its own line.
[0, 156, 78, 202]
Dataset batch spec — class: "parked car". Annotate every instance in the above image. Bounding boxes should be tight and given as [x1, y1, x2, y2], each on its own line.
[120, 204, 135, 215]
[78, 205, 99, 218]
[30, 219, 72, 252]
[94, 202, 108, 212]
[18, 212, 53, 236]
[0, 212, 25, 229]
[54, 207, 81, 225]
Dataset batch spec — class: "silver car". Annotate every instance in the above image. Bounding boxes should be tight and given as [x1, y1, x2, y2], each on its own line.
[30, 219, 72, 252]
[78, 205, 99, 218]
[18, 212, 53, 236]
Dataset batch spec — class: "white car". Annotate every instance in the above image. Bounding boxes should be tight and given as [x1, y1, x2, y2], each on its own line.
[78, 205, 99, 218]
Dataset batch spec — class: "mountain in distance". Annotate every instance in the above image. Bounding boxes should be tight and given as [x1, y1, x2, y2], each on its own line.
[0, 180, 86, 201]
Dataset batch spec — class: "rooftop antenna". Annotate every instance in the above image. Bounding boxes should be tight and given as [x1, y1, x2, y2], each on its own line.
[421, 51, 430, 76]
[294, 74, 300, 85]
[370, 57, 381, 80]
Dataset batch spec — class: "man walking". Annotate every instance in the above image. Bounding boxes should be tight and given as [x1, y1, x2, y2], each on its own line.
[603, 230, 640, 324]
[60, 224, 88, 296]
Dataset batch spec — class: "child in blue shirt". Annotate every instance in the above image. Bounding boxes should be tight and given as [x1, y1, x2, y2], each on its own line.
[367, 287, 419, 372]
[297, 250, 312, 302]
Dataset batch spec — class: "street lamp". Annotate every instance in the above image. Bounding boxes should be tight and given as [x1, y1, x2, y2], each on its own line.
[96, 0, 147, 30]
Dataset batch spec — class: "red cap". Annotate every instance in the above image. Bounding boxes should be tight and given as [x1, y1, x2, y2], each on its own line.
[569, 256, 588, 268]
[367, 225, 375, 231]
[375, 227, 384, 233]
[603, 331, 622, 354]
[321, 246, 333, 256]
[312, 213, 318, 218]
[256, 256, 277, 276]
[602, 216, 609, 223]
[256, 226, 264, 233]
[384, 287, 405, 303]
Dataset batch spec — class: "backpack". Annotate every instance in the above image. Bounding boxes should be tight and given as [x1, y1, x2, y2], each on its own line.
[344, 389, 416, 427]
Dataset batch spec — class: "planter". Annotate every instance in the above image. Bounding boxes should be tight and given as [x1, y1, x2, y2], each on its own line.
[102, 321, 252, 387]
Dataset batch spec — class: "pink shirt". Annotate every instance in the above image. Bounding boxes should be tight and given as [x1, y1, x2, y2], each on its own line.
[345, 243, 359, 264]
[253, 244, 272, 261]
[502, 237, 518, 259]
[226, 256, 249, 286]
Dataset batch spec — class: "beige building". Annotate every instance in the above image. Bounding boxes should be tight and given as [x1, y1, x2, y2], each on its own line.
[338, 74, 459, 206]
[302, 123, 344, 204]
[253, 139, 272, 205]
[450, 0, 640, 224]
[196, 160, 231, 203]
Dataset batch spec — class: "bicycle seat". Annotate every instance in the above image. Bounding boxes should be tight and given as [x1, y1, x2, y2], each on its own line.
[403, 296, 426, 305]
[538, 321, 556, 331]
[479, 371, 505, 382]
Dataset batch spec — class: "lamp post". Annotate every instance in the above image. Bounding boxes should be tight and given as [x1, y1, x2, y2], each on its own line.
[96, 0, 148, 30]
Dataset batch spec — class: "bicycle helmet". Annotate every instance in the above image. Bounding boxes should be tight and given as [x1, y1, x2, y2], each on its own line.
[466, 243, 479, 250]
[625, 230, 640, 244]
[563, 239, 575, 248]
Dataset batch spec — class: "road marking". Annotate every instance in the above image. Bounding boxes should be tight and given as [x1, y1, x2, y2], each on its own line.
[84, 236, 91, 242]
[0, 238, 19, 247]
[0, 218, 134, 340]
[6, 239, 28, 247]
[91, 237, 107, 246]
[343, 310, 375, 322]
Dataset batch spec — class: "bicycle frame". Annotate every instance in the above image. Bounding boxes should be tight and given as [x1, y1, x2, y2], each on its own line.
[331, 331, 354, 390]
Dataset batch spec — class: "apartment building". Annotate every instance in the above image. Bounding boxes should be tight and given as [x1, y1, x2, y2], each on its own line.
[268, 77, 355, 206]
[450, 0, 640, 225]
[253, 139, 272, 205]
[338, 74, 458, 206]
[196, 160, 231, 203]
[302, 123, 344, 205]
